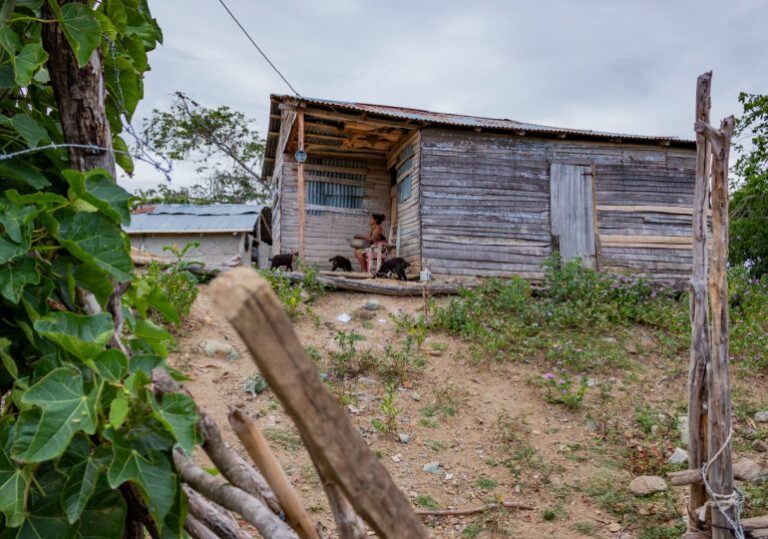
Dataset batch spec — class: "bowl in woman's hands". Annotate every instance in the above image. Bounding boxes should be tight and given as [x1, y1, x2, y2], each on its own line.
[348, 238, 370, 249]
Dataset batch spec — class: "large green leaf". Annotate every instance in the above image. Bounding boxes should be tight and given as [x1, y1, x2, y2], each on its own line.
[12, 42, 48, 87]
[0, 432, 31, 527]
[0, 257, 40, 304]
[111, 135, 134, 175]
[108, 394, 129, 429]
[0, 200, 37, 245]
[0, 515, 78, 539]
[34, 312, 114, 361]
[0, 338, 18, 379]
[57, 2, 101, 68]
[106, 441, 175, 527]
[151, 393, 198, 453]
[0, 26, 20, 55]
[63, 169, 132, 225]
[56, 211, 133, 282]
[0, 64, 16, 88]
[0, 114, 49, 148]
[88, 349, 127, 383]
[0, 160, 50, 190]
[132, 318, 171, 357]
[76, 478, 126, 539]
[53, 259, 113, 308]
[0, 236, 27, 264]
[61, 456, 99, 524]
[12, 368, 99, 462]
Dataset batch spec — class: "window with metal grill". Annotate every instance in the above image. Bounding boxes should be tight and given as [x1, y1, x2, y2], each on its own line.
[306, 181, 364, 209]
[304, 157, 367, 212]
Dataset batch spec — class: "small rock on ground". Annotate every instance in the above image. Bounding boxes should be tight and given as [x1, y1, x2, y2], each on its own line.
[422, 462, 442, 474]
[668, 447, 689, 465]
[200, 339, 239, 361]
[629, 475, 667, 496]
[752, 440, 768, 453]
[733, 457, 765, 481]
[755, 410, 768, 423]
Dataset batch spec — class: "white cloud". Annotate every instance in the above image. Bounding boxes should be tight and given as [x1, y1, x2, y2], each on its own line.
[118, 0, 768, 192]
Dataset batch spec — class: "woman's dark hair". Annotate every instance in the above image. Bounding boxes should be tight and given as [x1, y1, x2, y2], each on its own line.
[372, 213, 385, 224]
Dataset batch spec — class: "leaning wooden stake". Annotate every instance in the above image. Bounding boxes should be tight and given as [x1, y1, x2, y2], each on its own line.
[229, 408, 320, 539]
[695, 112, 736, 538]
[688, 70, 713, 529]
[211, 268, 428, 538]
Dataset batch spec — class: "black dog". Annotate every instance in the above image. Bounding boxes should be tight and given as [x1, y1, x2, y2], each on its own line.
[375, 257, 410, 281]
[329, 255, 352, 272]
[269, 253, 295, 271]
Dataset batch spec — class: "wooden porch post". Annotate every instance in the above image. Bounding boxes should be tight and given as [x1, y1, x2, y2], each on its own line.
[297, 110, 306, 260]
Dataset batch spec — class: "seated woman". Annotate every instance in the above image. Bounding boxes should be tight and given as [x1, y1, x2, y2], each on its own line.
[353, 213, 386, 272]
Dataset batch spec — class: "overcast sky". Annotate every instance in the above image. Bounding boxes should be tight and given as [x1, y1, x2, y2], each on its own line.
[118, 0, 767, 193]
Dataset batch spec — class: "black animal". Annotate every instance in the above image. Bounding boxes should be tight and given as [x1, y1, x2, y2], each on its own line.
[269, 253, 295, 271]
[375, 257, 410, 281]
[329, 255, 352, 272]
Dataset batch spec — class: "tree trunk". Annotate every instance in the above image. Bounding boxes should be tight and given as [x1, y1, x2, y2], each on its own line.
[40, 2, 138, 534]
[41, 0, 115, 177]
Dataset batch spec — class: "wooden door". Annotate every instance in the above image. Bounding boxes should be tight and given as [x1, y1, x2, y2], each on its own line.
[550, 164, 597, 269]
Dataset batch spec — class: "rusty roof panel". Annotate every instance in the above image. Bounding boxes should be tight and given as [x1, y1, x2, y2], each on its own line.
[277, 95, 693, 143]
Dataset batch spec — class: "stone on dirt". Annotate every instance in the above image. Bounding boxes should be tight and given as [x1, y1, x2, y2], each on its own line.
[755, 410, 768, 423]
[752, 440, 768, 453]
[200, 339, 239, 361]
[398, 433, 411, 444]
[364, 299, 380, 311]
[629, 476, 667, 496]
[422, 462, 442, 474]
[667, 447, 689, 465]
[733, 457, 766, 481]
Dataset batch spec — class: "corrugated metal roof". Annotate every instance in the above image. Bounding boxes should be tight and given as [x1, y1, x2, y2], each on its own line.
[125, 204, 263, 234]
[262, 94, 695, 182]
[276, 95, 694, 143]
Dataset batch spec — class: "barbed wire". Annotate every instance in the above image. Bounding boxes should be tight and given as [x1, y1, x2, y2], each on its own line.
[104, 36, 174, 182]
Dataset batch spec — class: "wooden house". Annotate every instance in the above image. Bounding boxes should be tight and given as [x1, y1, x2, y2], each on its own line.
[262, 96, 697, 282]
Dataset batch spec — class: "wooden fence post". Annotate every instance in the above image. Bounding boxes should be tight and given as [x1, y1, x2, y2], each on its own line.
[696, 112, 736, 538]
[688, 71, 712, 529]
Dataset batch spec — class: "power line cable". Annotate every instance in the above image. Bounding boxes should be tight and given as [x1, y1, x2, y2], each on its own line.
[215, 0, 302, 97]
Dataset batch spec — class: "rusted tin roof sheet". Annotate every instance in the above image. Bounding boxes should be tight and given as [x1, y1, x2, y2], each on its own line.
[277, 95, 692, 143]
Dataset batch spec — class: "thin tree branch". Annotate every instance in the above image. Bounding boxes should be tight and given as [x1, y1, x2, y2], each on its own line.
[185, 485, 252, 539]
[173, 451, 297, 539]
[414, 501, 534, 517]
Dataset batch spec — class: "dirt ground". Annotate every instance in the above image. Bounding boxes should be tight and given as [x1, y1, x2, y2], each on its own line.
[169, 285, 768, 539]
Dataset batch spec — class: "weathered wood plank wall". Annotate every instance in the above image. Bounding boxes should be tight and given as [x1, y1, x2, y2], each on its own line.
[277, 153, 392, 267]
[419, 128, 696, 281]
[388, 131, 422, 272]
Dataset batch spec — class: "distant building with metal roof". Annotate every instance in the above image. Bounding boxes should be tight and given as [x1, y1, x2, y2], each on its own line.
[125, 204, 272, 268]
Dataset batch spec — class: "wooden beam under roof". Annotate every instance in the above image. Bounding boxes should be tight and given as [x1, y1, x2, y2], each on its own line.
[303, 106, 419, 130]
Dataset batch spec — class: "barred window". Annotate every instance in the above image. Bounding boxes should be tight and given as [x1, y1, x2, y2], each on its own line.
[306, 181, 363, 209]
